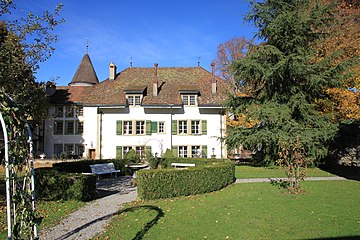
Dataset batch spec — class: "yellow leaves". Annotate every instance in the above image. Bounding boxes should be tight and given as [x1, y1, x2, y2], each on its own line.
[326, 87, 360, 120]
[226, 113, 260, 128]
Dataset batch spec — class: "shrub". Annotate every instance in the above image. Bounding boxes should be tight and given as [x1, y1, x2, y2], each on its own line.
[124, 149, 141, 164]
[52, 159, 131, 175]
[35, 168, 96, 201]
[137, 160, 235, 200]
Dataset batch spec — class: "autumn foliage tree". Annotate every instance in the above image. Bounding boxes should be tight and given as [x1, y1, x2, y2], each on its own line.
[317, 0, 360, 120]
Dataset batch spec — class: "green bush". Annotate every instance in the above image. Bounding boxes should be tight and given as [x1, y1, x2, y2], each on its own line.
[124, 149, 141, 164]
[137, 160, 235, 200]
[35, 168, 97, 201]
[52, 159, 131, 175]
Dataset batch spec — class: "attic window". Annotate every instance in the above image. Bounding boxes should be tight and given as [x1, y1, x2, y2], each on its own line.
[127, 94, 142, 106]
[182, 95, 197, 106]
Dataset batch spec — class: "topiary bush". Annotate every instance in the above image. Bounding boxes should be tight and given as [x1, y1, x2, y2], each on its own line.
[35, 168, 97, 201]
[137, 160, 235, 200]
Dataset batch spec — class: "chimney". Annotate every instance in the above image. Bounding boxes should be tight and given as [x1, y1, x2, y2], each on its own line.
[211, 63, 216, 95]
[153, 63, 158, 97]
[109, 62, 116, 80]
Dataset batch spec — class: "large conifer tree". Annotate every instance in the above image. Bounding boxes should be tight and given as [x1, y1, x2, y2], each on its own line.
[226, 0, 356, 188]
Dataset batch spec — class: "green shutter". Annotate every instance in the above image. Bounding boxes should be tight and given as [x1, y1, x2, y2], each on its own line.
[116, 146, 122, 159]
[146, 120, 152, 135]
[172, 146, 178, 157]
[151, 121, 158, 133]
[116, 120, 123, 135]
[202, 145, 208, 158]
[201, 120, 207, 135]
[172, 120, 177, 135]
[146, 145, 152, 157]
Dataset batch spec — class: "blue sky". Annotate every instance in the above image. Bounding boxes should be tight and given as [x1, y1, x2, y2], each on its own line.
[7, 0, 257, 86]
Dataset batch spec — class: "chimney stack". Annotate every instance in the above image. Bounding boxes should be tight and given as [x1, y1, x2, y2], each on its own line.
[211, 63, 216, 95]
[109, 62, 117, 80]
[153, 63, 158, 97]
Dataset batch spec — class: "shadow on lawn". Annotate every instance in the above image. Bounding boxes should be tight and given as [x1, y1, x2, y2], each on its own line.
[319, 165, 360, 181]
[55, 205, 164, 240]
[120, 205, 165, 240]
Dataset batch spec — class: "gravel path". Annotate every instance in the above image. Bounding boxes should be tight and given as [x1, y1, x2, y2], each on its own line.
[39, 175, 349, 240]
[40, 176, 137, 240]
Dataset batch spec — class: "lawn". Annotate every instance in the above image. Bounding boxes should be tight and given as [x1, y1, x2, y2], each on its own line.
[96, 180, 360, 240]
[235, 165, 336, 179]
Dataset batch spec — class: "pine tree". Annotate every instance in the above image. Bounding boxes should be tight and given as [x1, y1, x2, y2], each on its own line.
[226, 0, 357, 191]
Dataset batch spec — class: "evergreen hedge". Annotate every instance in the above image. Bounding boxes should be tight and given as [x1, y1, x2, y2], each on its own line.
[52, 159, 131, 175]
[137, 160, 235, 200]
[35, 168, 97, 201]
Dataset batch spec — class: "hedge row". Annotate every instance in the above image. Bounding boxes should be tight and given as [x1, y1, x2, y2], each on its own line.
[137, 160, 235, 200]
[52, 159, 131, 175]
[35, 168, 97, 201]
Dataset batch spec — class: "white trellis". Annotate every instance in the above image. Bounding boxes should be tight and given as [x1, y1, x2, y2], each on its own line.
[0, 111, 38, 240]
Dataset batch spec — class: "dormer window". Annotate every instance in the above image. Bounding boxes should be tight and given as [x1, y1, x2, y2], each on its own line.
[181, 95, 197, 106]
[124, 87, 146, 107]
[179, 90, 199, 106]
[127, 95, 142, 106]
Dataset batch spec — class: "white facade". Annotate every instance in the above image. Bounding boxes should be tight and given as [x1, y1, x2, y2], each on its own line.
[43, 104, 226, 159]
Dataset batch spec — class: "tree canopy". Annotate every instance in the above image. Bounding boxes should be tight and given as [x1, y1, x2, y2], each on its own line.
[226, 0, 357, 166]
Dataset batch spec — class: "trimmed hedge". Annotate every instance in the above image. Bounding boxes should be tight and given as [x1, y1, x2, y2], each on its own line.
[35, 168, 97, 201]
[137, 160, 235, 200]
[52, 159, 131, 175]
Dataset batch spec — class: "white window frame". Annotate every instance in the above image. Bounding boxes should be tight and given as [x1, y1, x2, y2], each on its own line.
[178, 120, 188, 134]
[127, 94, 142, 106]
[191, 146, 201, 157]
[123, 121, 133, 135]
[136, 121, 145, 135]
[191, 120, 201, 134]
[179, 146, 188, 158]
[181, 94, 197, 106]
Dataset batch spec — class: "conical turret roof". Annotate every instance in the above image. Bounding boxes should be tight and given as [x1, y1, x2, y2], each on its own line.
[69, 53, 99, 86]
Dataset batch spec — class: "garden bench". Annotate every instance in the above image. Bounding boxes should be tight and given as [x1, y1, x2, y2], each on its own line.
[90, 163, 120, 179]
[171, 163, 196, 168]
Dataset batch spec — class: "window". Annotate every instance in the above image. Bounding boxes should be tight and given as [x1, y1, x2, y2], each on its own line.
[127, 95, 142, 106]
[179, 146, 188, 158]
[182, 95, 197, 106]
[75, 121, 83, 134]
[178, 120, 188, 134]
[136, 121, 145, 135]
[76, 106, 83, 117]
[75, 144, 84, 156]
[136, 146, 144, 158]
[54, 120, 63, 135]
[65, 105, 74, 118]
[182, 95, 188, 105]
[158, 122, 165, 133]
[64, 144, 74, 156]
[54, 144, 63, 156]
[191, 146, 201, 157]
[123, 121, 133, 135]
[191, 120, 201, 134]
[123, 146, 132, 156]
[55, 106, 63, 118]
[65, 121, 74, 134]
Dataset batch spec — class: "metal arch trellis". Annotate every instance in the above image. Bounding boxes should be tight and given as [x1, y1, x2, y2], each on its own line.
[0, 111, 38, 240]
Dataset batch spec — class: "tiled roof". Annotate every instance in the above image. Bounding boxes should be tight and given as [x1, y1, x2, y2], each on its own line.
[69, 54, 99, 86]
[51, 66, 230, 106]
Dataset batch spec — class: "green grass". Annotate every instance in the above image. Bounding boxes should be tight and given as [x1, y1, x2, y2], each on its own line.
[235, 165, 336, 179]
[0, 199, 84, 239]
[96, 180, 360, 240]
